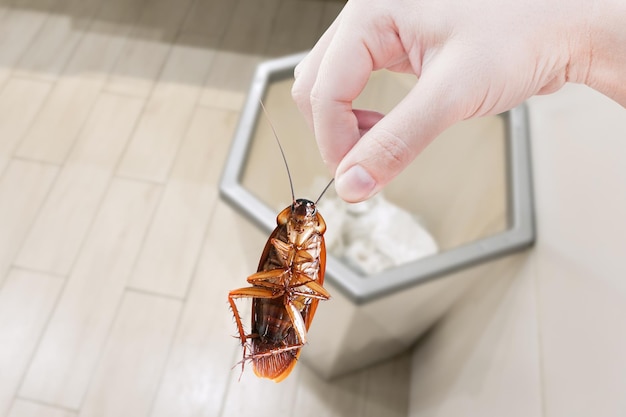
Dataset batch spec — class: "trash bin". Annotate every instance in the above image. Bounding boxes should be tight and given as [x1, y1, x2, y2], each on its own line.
[220, 52, 535, 378]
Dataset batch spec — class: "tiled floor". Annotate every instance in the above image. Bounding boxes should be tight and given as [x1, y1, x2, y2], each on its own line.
[3, 1, 626, 417]
[0, 0, 413, 416]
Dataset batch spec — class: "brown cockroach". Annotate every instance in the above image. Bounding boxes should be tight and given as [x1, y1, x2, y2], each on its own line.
[227, 103, 333, 383]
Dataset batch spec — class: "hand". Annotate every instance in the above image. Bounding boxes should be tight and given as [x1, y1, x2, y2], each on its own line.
[292, 0, 622, 202]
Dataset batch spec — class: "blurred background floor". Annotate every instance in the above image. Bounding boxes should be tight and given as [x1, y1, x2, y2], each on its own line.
[0, 1, 414, 416]
[1, 0, 625, 417]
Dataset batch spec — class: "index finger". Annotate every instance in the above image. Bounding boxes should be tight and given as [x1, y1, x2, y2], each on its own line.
[310, 24, 374, 171]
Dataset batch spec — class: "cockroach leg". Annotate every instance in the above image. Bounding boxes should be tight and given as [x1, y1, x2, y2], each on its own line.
[228, 286, 281, 344]
[270, 238, 292, 261]
[300, 280, 331, 300]
[246, 269, 286, 288]
[285, 300, 308, 344]
[288, 273, 331, 300]
[245, 344, 303, 360]
[250, 345, 302, 358]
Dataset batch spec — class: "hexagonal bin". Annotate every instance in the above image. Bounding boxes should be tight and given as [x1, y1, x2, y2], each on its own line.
[220, 52, 534, 378]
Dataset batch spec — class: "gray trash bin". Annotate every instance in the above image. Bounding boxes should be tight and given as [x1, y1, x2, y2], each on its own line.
[220, 52, 535, 378]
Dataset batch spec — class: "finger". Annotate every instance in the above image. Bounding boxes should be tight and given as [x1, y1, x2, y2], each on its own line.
[309, 23, 375, 171]
[292, 13, 343, 131]
[334, 49, 469, 202]
[354, 109, 385, 135]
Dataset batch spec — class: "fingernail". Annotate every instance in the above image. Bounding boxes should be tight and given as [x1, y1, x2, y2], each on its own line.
[335, 165, 376, 202]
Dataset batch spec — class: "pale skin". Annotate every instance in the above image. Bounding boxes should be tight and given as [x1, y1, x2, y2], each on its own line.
[292, 0, 626, 203]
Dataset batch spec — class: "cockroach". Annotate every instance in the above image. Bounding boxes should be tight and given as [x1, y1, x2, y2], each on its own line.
[227, 103, 333, 383]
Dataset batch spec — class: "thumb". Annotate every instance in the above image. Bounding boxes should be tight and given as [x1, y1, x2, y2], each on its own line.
[334, 55, 470, 202]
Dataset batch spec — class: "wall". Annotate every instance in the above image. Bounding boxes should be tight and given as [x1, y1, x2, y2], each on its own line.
[409, 83, 626, 417]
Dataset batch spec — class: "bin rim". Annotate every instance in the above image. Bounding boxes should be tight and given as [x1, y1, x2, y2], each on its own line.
[219, 51, 535, 304]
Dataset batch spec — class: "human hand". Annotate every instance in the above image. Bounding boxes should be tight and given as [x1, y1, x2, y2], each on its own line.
[292, 0, 602, 202]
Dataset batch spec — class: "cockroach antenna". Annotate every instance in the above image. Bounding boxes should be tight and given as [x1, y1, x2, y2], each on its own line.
[315, 178, 335, 205]
[258, 100, 295, 204]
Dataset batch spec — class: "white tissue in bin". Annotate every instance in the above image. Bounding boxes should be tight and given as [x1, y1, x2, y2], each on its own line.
[317, 193, 439, 274]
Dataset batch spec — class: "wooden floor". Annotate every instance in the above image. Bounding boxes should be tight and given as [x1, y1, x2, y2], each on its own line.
[0, 0, 413, 416]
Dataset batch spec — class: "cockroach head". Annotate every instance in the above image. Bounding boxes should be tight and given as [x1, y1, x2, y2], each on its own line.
[291, 198, 316, 220]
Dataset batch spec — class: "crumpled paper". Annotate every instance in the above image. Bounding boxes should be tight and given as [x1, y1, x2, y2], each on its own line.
[317, 193, 439, 275]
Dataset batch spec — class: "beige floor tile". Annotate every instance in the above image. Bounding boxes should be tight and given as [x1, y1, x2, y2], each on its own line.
[13, 0, 100, 81]
[14, 1, 142, 164]
[7, 399, 76, 417]
[179, 0, 236, 38]
[264, 42, 305, 58]
[295, 366, 365, 417]
[197, 0, 279, 109]
[104, 0, 194, 97]
[104, 40, 167, 98]
[268, 0, 324, 52]
[294, 352, 410, 417]
[15, 93, 144, 275]
[19, 179, 161, 409]
[220, 0, 280, 54]
[266, 1, 343, 58]
[12, 0, 59, 7]
[64, 0, 144, 72]
[14, 76, 105, 163]
[220, 366, 303, 417]
[78, 291, 181, 417]
[0, 78, 51, 172]
[127, 107, 237, 297]
[220, 351, 409, 417]
[116, 34, 217, 183]
[0, 1, 53, 86]
[319, 0, 343, 35]
[408, 253, 542, 417]
[0, 269, 63, 416]
[0, 160, 58, 285]
[199, 51, 262, 111]
[167, 106, 238, 186]
[361, 353, 411, 417]
[0, 3, 10, 21]
[149, 201, 262, 417]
